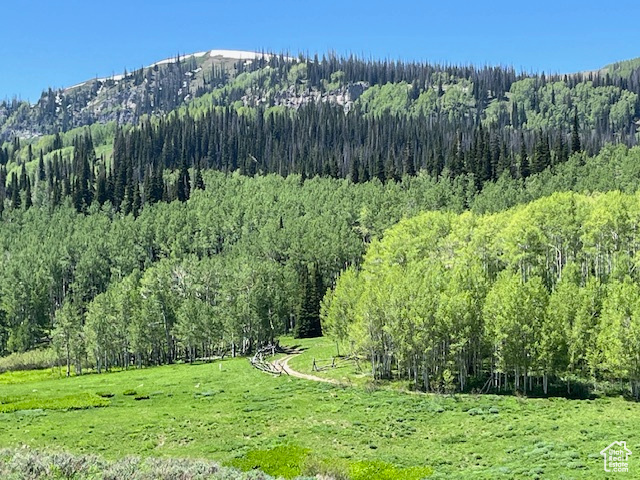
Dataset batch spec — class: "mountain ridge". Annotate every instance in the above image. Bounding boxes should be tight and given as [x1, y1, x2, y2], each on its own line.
[1, 49, 639, 162]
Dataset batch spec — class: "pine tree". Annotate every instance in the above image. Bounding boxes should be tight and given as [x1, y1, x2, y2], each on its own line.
[294, 265, 322, 338]
[571, 109, 581, 153]
[531, 131, 550, 174]
[132, 184, 141, 217]
[194, 161, 205, 190]
[24, 179, 32, 210]
[10, 173, 20, 209]
[38, 150, 45, 182]
[19, 164, 27, 190]
[374, 154, 385, 182]
[349, 156, 360, 183]
[177, 160, 190, 202]
[403, 146, 416, 176]
[519, 132, 530, 179]
[96, 166, 108, 206]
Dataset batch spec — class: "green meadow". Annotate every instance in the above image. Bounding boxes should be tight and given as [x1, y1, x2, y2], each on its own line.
[0, 339, 638, 479]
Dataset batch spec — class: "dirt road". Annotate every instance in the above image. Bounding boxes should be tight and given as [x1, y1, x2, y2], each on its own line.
[271, 353, 342, 385]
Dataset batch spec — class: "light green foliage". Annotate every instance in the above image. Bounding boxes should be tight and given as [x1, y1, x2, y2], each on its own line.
[231, 445, 310, 478]
[357, 82, 411, 116]
[411, 88, 437, 116]
[0, 170, 478, 364]
[321, 267, 361, 347]
[6, 145, 640, 375]
[349, 461, 432, 480]
[356, 79, 474, 120]
[327, 189, 640, 395]
[493, 79, 638, 131]
[472, 144, 640, 213]
[52, 301, 85, 377]
[484, 272, 548, 389]
[324, 70, 345, 90]
[287, 62, 308, 86]
[0, 349, 58, 374]
[440, 81, 475, 122]
[0, 392, 108, 413]
[605, 57, 640, 77]
[596, 279, 640, 386]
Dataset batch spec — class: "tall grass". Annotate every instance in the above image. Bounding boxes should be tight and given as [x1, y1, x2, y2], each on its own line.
[0, 348, 58, 373]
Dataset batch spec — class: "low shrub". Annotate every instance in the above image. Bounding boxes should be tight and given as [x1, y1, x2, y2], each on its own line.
[232, 446, 432, 480]
[0, 447, 282, 479]
[0, 349, 58, 373]
[302, 455, 350, 480]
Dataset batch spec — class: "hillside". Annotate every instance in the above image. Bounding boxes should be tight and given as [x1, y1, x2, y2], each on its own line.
[1, 143, 640, 363]
[1, 50, 640, 220]
[2, 49, 639, 149]
[0, 49, 361, 141]
[2, 50, 640, 366]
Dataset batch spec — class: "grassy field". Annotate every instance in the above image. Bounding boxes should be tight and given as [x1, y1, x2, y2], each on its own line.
[0, 339, 638, 479]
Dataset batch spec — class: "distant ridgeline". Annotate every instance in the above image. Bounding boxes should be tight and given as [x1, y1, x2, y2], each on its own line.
[0, 52, 639, 213]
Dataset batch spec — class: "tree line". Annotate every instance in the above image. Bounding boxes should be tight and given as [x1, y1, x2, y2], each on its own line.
[3, 144, 640, 372]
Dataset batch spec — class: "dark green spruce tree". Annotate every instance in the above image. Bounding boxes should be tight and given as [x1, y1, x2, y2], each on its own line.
[571, 109, 581, 153]
[294, 265, 323, 338]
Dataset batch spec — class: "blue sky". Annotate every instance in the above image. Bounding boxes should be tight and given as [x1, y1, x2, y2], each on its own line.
[1, 0, 639, 101]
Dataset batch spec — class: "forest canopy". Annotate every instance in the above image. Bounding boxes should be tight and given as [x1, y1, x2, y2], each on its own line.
[323, 189, 640, 397]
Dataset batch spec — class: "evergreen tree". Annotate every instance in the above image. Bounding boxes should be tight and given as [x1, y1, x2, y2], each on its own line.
[519, 132, 530, 179]
[403, 146, 416, 176]
[194, 161, 205, 190]
[10, 173, 20, 209]
[38, 150, 46, 182]
[132, 184, 141, 217]
[571, 109, 581, 153]
[350, 156, 360, 183]
[531, 131, 550, 174]
[24, 179, 32, 210]
[176, 160, 190, 202]
[294, 265, 322, 338]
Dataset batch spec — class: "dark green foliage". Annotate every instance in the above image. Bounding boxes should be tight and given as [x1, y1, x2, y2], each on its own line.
[24, 180, 32, 210]
[10, 173, 20, 209]
[571, 109, 581, 153]
[4, 52, 639, 224]
[194, 161, 205, 190]
[294, 265, 323, 338]
[176, 160, 190, 202]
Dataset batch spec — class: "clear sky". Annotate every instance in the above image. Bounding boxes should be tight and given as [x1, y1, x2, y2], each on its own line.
[1, 0, 639, 102]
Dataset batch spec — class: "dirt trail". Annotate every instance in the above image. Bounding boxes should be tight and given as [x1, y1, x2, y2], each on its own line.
[271, 353, 341, 385]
